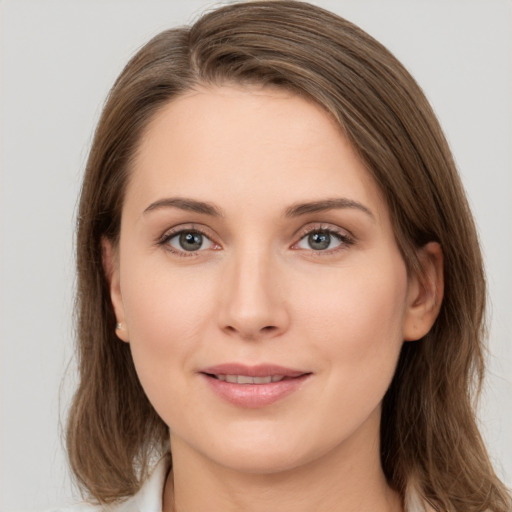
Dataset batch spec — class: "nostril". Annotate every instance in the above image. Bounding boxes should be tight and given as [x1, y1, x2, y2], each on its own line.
[222, 324, 279, 340]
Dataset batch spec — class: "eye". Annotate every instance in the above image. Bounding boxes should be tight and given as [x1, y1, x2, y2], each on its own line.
[294, 228, 352, 252]
[164, 229, 216, 253]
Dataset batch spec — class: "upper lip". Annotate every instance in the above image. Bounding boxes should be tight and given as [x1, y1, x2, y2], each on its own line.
[200, 363, 309, 378]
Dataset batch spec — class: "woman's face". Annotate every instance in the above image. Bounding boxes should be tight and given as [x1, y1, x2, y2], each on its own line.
[107, 85, 438, 474]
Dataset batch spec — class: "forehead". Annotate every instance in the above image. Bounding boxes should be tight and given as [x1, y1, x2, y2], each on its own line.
[128, 84, 386, 221]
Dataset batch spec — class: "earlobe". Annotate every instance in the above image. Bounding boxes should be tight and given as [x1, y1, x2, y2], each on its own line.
[403, 241, 444, 342]
[101, 237, 129, 343]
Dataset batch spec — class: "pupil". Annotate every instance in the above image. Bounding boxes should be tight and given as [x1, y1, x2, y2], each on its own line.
[309, 232, 330, 250]
[179, 232, 202, 251]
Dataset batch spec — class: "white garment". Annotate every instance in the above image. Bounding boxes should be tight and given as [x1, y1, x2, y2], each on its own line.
[53, 454, 430, 512]
[50, 456, 170, 512]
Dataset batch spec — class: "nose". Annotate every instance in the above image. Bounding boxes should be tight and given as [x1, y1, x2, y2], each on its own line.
[217, 248, 290, 341]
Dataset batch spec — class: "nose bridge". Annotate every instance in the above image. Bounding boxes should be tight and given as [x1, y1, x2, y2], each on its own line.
[218, 241, 288, 339]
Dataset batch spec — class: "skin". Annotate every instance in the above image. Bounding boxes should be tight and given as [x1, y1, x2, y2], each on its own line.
[104, 85, 443, 512]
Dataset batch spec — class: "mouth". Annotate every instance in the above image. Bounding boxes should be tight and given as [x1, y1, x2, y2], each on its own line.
[199, 364, 312, 408]
[205, 374, 291, 384]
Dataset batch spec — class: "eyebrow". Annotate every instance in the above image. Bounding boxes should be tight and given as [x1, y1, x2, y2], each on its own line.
[143, 196, 374, 220]
[285, 198, 374, 219]
[143, 197, 223, 217]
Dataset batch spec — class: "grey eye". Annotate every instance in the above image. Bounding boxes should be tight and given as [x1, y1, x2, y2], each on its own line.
[308, 232, 332, 250]
[295, 230, 344, 251]
[167, 230, 214, 252]
[179, 232, 203, 251]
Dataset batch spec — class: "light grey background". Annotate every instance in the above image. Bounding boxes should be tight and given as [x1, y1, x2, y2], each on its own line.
[1, 0, 511, 509]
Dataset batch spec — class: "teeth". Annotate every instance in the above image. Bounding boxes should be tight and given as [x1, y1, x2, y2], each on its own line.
[238, 375, 257, 384]
[215, 374, 286, 384]
[253, 376, 272, 384]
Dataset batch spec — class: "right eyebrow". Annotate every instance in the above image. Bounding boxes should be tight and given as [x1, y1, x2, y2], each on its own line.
[143, 197, 224, 217]
[284, 198, 375, 220]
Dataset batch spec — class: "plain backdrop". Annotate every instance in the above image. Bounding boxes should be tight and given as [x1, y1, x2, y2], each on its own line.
[1, 0, 511, 509]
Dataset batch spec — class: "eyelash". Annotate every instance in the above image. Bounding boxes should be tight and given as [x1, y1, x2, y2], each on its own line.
[157, 224, 355, 258]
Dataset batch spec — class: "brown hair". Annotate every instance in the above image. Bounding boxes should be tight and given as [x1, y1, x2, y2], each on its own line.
[67, 1, 511, 510]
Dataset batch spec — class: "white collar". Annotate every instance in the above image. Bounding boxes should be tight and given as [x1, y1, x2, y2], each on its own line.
[112, 455, 171, 512]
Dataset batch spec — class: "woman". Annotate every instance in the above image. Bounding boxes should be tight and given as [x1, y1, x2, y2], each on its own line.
[65, 1, 511, 511]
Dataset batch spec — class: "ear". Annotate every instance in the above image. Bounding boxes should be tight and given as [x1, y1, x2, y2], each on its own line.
[102, 237, 129, 342]
[403, 241, 444, 342]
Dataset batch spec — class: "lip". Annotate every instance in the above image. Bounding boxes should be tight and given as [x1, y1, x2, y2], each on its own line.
[201, 363, 307, 378]
[199, 363, 312, 408]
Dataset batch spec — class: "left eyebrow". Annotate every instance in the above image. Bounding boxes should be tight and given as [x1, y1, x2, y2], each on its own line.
[143, 197, 224, 217]
[284, 198, 375, 220]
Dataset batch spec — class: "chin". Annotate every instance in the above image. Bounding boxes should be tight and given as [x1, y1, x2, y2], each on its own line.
[214, 443, 313, 475]
[199, 421, 344, 476]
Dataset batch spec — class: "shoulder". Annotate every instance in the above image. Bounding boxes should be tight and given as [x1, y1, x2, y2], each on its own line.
[46, 454, 171, 512]
[45, 498, 136, 512]
[404, 482, 437, 512]
[44, 496, 136, 512]
[45, 504, 99, 512]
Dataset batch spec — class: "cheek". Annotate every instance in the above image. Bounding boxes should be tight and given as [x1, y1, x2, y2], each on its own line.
[286, 256, 408, 446]
[119, 262, 223, 430]
[119, 258, 216, 382]
[295, 254, 408, 379]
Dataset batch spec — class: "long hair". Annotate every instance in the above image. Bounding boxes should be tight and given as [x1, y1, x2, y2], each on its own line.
[67, 1, 511, 510]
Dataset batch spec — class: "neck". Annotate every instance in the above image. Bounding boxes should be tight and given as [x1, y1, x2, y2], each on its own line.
[163, 409, 402, 512]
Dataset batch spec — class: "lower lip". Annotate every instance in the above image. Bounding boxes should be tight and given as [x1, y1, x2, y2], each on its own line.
[201, 374, 311, 408]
